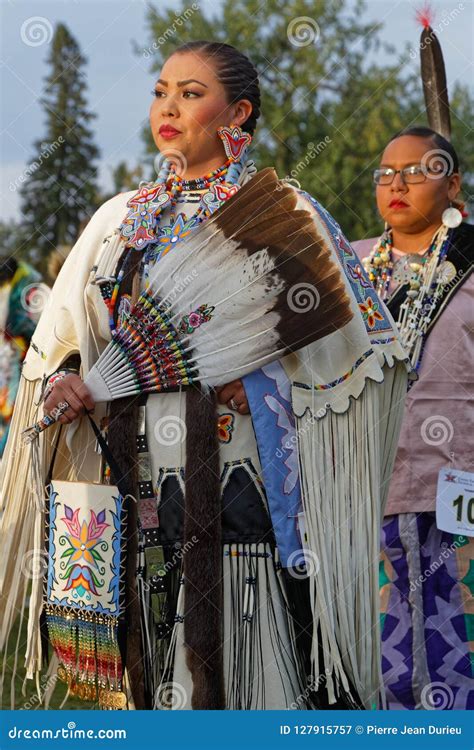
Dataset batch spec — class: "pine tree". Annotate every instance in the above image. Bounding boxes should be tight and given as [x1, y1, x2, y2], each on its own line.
[19, 23, 99, 269]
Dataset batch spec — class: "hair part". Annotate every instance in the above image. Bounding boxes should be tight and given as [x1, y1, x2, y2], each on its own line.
[388, 126, 459, 174]
[172, 41, 261, 135]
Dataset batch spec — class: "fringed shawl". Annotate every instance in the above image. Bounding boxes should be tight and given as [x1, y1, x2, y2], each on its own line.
[0, 174, 409, 709]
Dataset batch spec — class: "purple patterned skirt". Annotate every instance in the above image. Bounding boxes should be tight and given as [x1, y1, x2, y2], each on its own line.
[380, 512, 473, 710]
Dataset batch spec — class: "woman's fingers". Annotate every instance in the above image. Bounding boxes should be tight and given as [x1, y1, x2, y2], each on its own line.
[216, 383, 236, 405]
[74, 382, 95, 413]
[216, 379, 250, 414]
[43, 373, 95, 424]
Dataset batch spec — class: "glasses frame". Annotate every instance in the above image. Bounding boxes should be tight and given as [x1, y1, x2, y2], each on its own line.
[372, 164, 451, 186]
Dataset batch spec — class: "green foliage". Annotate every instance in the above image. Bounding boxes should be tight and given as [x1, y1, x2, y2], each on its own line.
[138, 0, 473, 239]
[19, 23, 100, 272]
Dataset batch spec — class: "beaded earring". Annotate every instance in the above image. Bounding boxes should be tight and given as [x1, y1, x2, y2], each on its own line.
[217, 124, 252, 163]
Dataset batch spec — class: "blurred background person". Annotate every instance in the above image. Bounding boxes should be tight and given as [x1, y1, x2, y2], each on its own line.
[0, 256, 48, 456]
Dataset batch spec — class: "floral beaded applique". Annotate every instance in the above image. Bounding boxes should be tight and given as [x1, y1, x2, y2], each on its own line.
[358, 295, 384, 329]
[59, 506, 110, 599]
[154, 214, 196, 259]
[178, 304, 215, 335]
[217, 413, 235, 443]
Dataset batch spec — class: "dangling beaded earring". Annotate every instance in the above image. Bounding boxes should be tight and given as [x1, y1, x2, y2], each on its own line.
[217, 124, 252, 163]
[217, 123, 252, 187]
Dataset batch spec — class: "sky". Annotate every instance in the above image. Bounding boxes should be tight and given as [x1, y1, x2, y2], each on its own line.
[1, 0, 473, 222]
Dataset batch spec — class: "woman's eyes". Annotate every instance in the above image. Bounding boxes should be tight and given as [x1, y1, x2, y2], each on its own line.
[151, 90, 201, 99]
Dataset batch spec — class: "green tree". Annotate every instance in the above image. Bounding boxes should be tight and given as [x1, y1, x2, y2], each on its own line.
[138, 0, 473, 239]
[19, 23, 100, 271]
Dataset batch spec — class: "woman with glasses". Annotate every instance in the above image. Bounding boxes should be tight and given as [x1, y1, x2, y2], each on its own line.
[353, 126, 474, 710]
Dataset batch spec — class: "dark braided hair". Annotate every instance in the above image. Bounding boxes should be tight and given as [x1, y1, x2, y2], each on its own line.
[173, 41, 261, 135]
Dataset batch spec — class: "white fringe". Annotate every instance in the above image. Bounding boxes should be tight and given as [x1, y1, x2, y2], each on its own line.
[294, 361, 407, 709]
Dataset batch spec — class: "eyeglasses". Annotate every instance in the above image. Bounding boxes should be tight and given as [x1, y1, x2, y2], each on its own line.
[373, 164, 449, 185]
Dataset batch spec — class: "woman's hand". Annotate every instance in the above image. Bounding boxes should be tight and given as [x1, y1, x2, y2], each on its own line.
[215, 379, 249, 415]
[43, 373, 95, 425]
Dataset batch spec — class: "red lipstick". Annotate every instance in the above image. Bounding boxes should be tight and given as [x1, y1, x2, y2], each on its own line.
[159, 124, 182, 139]
[389, 199, 409, 209]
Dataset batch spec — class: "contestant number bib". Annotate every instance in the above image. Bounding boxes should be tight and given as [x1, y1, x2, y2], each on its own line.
[436, 468, 474, 537]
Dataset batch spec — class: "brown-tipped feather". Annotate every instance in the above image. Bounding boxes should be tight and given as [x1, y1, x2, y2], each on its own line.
[212, 169, 353, 350]
[420, 25, 451, 140]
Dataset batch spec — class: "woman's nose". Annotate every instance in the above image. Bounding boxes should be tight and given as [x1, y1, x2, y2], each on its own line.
[391, 172, 407, 191]
[160, 96, 179, 118]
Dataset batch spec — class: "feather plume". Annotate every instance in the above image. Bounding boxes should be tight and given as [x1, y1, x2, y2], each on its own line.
[23, 168, 353, 440]
[417, 5, 451, 139]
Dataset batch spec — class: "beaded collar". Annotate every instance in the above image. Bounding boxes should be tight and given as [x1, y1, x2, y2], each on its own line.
[103, 157, 245, 333]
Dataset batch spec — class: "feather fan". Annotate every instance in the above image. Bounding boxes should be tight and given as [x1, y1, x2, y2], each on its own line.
[23, 168, 353, 441]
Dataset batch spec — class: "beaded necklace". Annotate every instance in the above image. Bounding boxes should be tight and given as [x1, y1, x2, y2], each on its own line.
[104, 157, 243, 333]
[362, 223, 454, 373]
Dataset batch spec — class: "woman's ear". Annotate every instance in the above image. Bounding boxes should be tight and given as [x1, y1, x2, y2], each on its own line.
[447, 172, 462, 202]
[231, 99, 253, 128]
